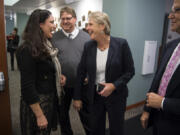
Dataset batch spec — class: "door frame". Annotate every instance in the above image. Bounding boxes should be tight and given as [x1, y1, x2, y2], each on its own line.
[0, 0, 12, 134]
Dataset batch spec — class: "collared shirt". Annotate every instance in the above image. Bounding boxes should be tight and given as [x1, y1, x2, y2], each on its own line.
[62, 27, 79, 39]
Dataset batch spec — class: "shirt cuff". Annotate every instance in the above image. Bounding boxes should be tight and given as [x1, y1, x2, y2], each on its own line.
[161, 97, 165, 109]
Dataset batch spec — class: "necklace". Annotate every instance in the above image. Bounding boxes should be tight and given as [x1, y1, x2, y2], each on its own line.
[97, 36, 110, 51]
[99, 47, 107, 51]
[98, 44, 109, 51]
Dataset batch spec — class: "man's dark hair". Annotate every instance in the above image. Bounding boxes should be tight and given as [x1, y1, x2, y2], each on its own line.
[60, 6, 76, 18]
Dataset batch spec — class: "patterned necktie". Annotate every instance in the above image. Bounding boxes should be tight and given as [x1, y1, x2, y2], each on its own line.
[158, 44, 180, 96]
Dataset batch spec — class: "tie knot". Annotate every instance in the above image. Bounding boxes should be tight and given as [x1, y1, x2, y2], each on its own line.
[68, 33, 72, 39]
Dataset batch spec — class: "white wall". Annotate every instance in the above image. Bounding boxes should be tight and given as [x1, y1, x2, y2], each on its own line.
[49, 0, 103, 30]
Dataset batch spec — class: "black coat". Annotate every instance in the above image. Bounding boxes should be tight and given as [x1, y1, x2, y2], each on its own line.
[145, 38, 180, 134]
[16, 45, 57, 105]
[7, 34, 19, 52]
[74, 36, 135, 104]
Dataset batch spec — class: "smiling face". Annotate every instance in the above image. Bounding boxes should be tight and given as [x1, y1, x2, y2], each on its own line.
[169, 0, 180, 34]
[40, 15, 56, 38]
[86, 18, 105, 41]
[60, 12, 76, 33]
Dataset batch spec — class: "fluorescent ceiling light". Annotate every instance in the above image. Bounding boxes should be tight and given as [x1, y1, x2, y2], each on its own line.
[65, 0, 75, 4]
[4, 0, 20, 6]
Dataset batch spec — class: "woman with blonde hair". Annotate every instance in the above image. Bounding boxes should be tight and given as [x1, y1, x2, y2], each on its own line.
[73, 11, 135, 135]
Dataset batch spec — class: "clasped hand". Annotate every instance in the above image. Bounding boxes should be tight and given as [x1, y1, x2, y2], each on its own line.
[98, 83, 116, 97]
[73, 100, 82, 111]
[37, 114, 48, 130]
[146, 92, 163, 109]
[60, 74, 66, 86]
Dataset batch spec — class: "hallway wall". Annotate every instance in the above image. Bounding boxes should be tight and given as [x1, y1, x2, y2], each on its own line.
[16, 13, 29, 39]
[5, 16, 14, 35]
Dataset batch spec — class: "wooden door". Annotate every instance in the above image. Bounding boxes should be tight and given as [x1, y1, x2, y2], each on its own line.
[0, 0, 12, 134]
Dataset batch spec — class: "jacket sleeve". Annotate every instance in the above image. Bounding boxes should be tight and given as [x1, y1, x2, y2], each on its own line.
[113, 39, 135, 89]
[74, 44, 87, 100]
[16, 47, 40, 105]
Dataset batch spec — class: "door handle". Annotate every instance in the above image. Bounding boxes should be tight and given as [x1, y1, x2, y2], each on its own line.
[0, 72, 5, 91]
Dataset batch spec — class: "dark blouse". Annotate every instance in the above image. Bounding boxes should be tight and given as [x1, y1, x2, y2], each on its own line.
[16, 46, 57, 105]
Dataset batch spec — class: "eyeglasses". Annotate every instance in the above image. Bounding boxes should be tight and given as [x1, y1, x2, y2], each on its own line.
[61, 17, 73, 21]
[170, 8, 180, 14]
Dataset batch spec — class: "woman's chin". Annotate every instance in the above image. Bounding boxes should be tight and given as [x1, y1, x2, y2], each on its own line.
[47, 34, 53, 39]
[90, 35, 96, 40]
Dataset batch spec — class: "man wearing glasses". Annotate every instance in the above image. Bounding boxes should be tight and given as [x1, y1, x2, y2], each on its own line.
[141, 0, 180, 134]
[51, 6, 90, 135]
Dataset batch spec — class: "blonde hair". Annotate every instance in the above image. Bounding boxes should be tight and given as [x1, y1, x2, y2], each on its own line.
[88, 11, 111, 35]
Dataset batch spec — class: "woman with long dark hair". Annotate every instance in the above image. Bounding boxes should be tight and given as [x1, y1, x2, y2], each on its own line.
[16, 9, 66, 135]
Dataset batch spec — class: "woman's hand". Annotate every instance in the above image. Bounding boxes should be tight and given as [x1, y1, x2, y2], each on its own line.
[140, 111, 150, 129]
[60, 74, 66, 86]
[98, 83, 115, 97]
[84, 78, 88, 85]
[30, 103, 48, 130]
[73, 100, 82, 111]
[37, 114, 48, 129]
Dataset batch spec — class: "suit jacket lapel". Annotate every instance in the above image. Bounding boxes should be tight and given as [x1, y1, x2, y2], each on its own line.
[91, 41, 97, 81]
[106, 37, 115, 74]
[150, 43, 177, 92]
[153, 42, 178, 93]
[165, 40, 180, 96]
[166, 65, 180, 96]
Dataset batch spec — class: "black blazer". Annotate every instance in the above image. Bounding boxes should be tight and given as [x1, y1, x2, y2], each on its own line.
[145, 38, 180, 126]
[74, 36, 135, 104]
[16, 45, 57, 105]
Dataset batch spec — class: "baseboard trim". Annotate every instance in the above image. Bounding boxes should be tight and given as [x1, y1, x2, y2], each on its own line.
[126, 100, 145, 110]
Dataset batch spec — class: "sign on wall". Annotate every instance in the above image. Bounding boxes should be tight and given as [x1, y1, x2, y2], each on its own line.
[142, 40, 158, 75]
